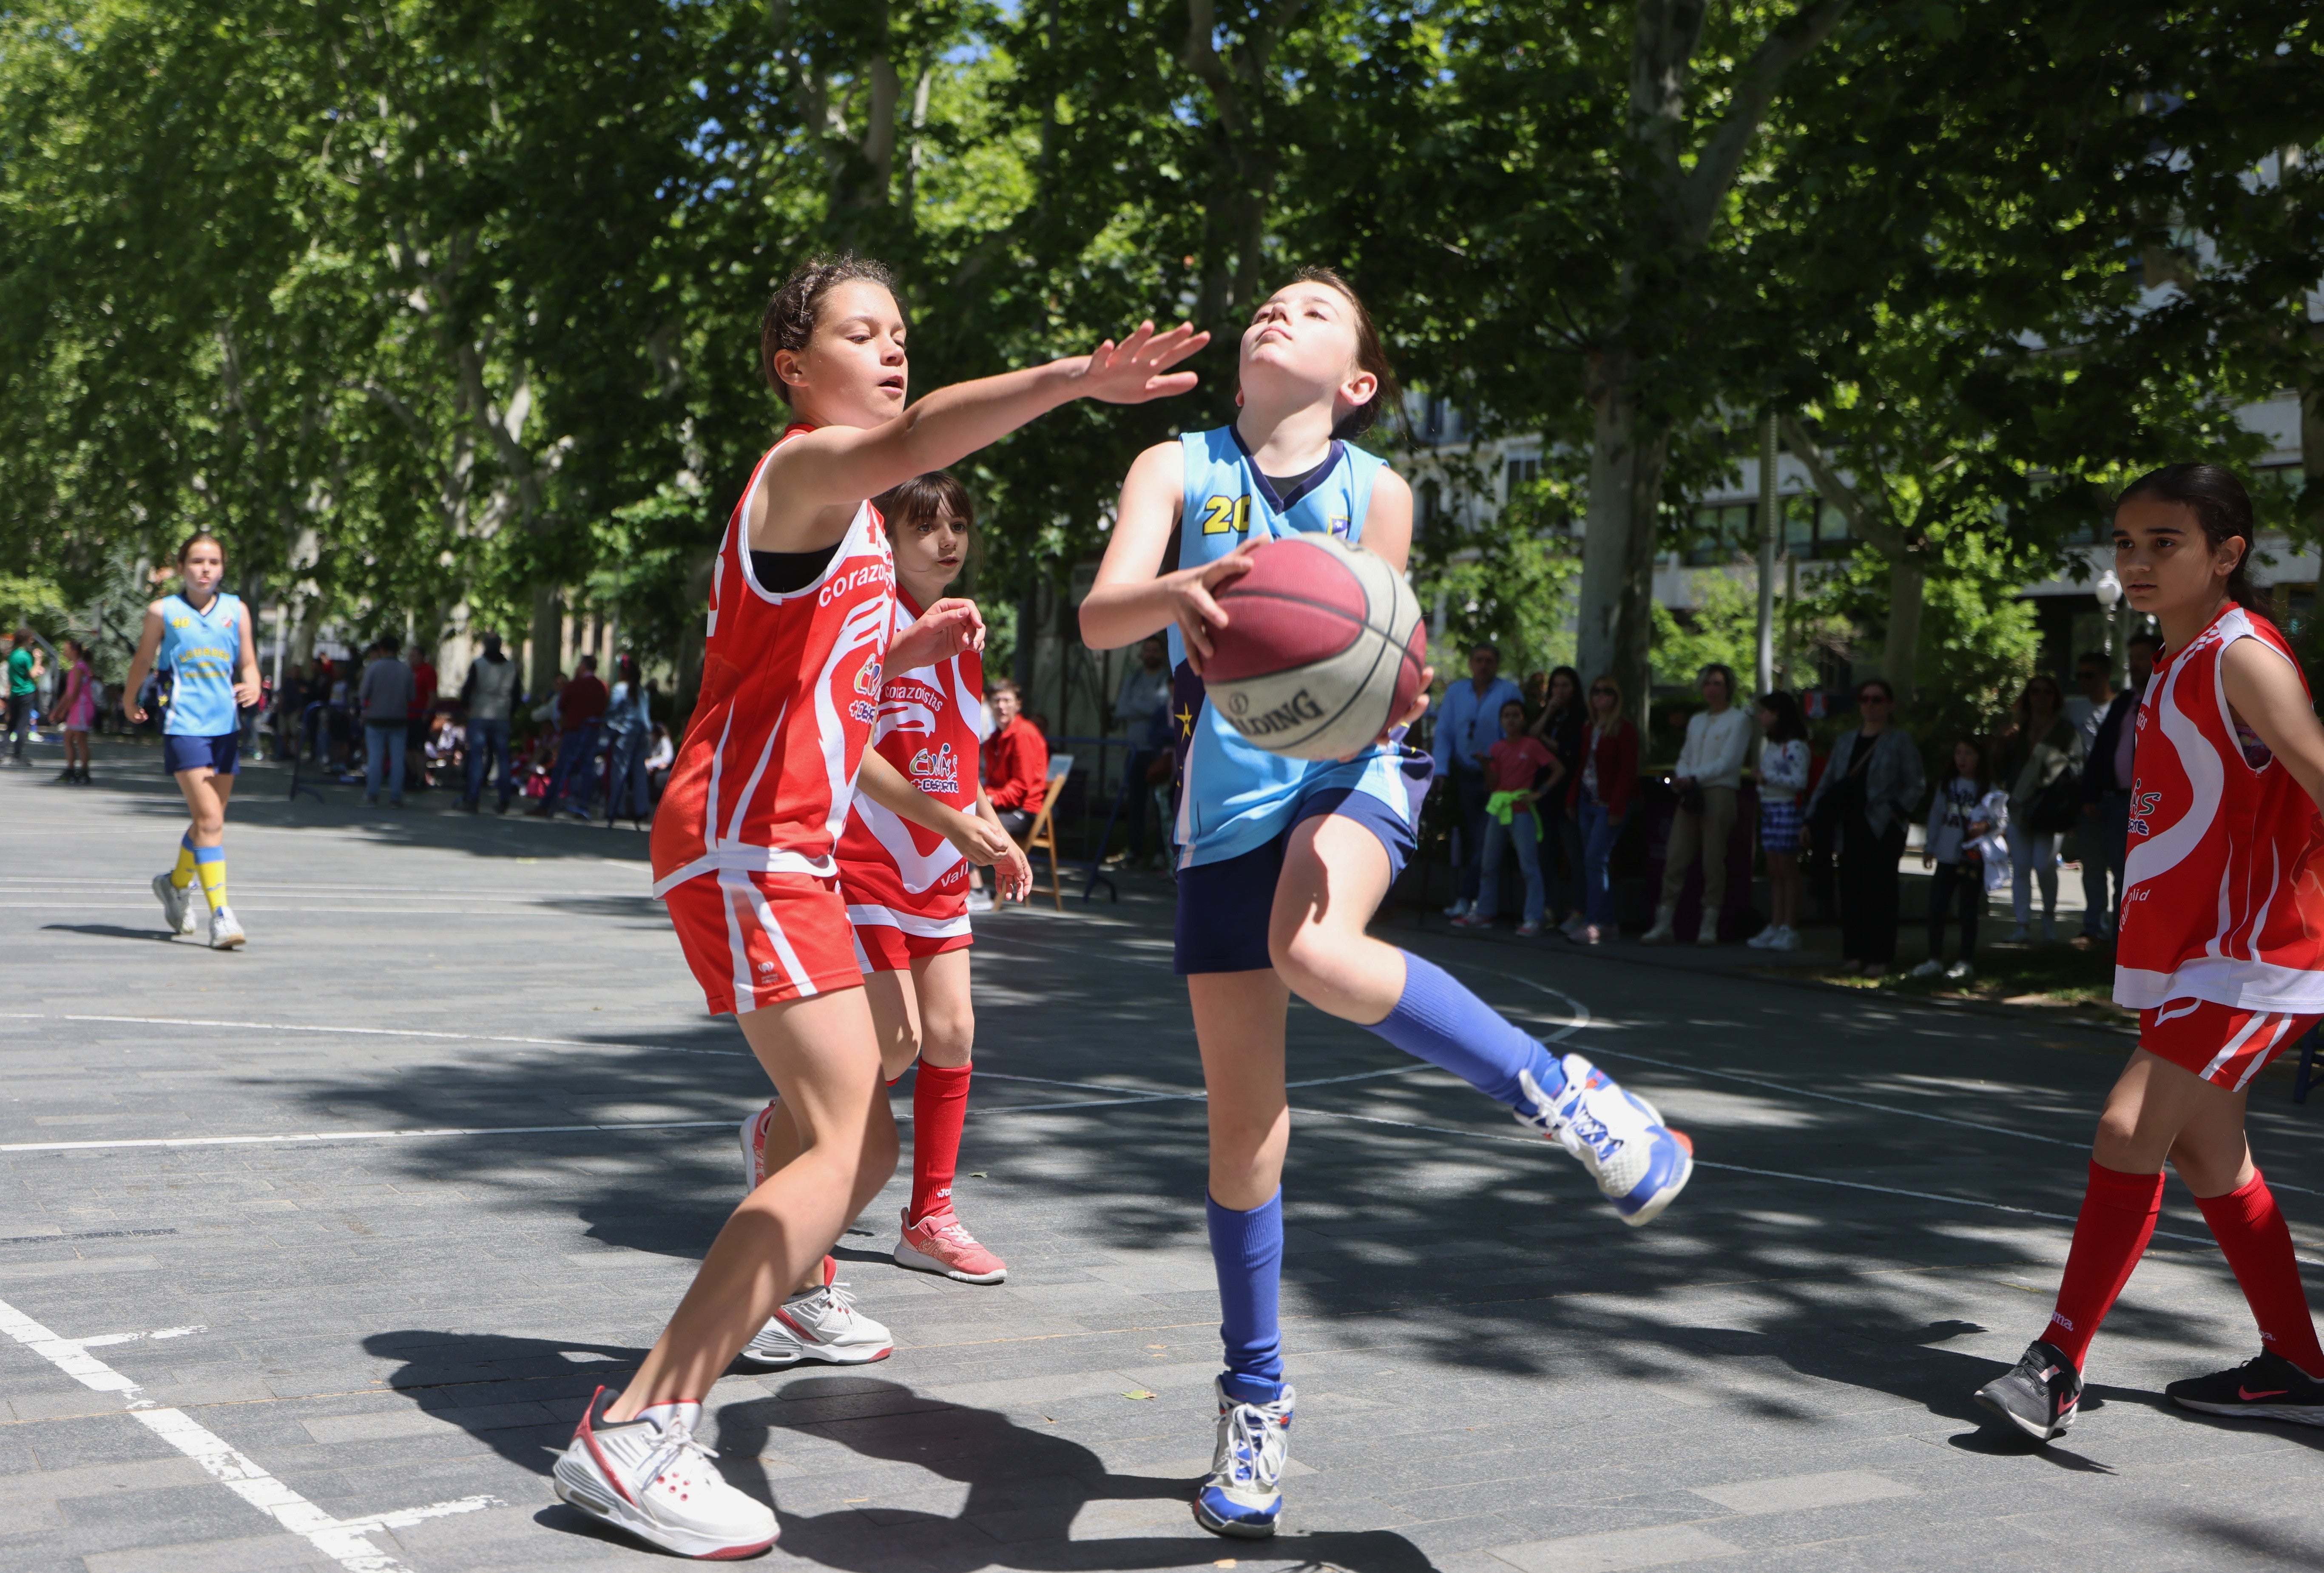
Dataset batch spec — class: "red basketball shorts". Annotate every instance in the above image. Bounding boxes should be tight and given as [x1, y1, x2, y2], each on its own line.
[2139, 998, 2321, 1092]
[662, 869, 862, 1016]
[846, 902, 973, 976]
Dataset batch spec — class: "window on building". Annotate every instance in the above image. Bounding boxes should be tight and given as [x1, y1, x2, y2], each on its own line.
[1685, 503, 1755, 566]
[1782, 494, 1853, 558]
[1505, 456, 1541, 496]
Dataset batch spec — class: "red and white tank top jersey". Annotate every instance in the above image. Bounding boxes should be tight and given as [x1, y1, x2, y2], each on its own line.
[650, 425, 896, 898]
[2116, 603, 2324, 1014]
[836, 590, 984, 927]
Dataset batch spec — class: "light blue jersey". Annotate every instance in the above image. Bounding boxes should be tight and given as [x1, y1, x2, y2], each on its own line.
[158, 591, 243, 737]
[1168, 425, 1417, 869]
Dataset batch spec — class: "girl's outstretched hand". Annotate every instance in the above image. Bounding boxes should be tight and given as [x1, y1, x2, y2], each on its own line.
[1073, 321, 1212, 405]
[1168, 544, 1259, 674]
[890, 597, 985, 671]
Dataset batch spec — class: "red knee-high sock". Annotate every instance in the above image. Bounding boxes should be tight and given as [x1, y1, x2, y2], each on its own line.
[909, 1063, 973, 1224]
[2196, 1169, 2324, 1378]
[2046, 1161, 2165, 1371]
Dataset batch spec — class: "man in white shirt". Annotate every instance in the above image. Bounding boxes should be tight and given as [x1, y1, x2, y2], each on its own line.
[1644, 663, 1754, 946]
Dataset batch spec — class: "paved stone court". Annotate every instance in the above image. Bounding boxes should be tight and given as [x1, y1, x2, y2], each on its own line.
[8, 743, 2324, 1573]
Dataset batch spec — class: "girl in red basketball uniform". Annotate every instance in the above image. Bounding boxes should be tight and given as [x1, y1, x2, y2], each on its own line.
[1977, 464, 2324, 1443]
[548, 256, 1205, 1560]
[738, 472, 1033, 1312]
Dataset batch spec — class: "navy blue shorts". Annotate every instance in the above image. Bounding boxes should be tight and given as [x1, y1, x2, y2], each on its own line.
[163, 732, 240, 777]
[1174, 786, 1419, 976]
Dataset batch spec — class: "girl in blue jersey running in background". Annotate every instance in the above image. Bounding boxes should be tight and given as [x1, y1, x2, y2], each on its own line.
[120, 532, 262, 950]
[1080, 267, 1695, 1542]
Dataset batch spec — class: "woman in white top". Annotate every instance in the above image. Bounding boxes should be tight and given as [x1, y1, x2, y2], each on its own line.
[1644, 663, 1754, 946]
[1748, 689, 1811, 951]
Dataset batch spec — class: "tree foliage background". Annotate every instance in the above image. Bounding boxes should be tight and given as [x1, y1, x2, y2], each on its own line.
[3, 0, 2320, 742]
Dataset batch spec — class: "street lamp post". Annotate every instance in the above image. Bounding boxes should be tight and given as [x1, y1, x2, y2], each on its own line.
[2095, 569, 2123, 686]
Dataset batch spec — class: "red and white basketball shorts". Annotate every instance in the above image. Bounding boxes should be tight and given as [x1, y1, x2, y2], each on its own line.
[662, 869, 863, 1016]
[846, 902, 973, 975]
[2139, 998, 2321, 1092]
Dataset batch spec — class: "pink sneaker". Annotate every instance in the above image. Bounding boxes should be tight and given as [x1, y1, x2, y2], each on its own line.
[895, 1207, 1008, 1284]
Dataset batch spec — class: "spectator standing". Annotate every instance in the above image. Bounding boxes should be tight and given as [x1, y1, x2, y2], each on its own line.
[2082, 631, 2159, 939]
[1433, 642, 1523, 918]
[1528, 666, 1589, 934]
[605, 654, 654, 823]
[1454, 698, 1563, 934]
[1804, 679, 1924, 976]
[460, 631, 520, 812]
[1747, 689, 1811, 952]
[406, 644, 438, 791]
[1644, 663, 1752, 946]
[1110, 635, 1174, 868]
[536, 653, 608, 818]
[358, 636, 415, 808]
[2000, 673, 2085, 944]
[984, 680, 1049, 839]
[2066, 651, 2115, 937]
[54, 637, 96, 783]
[6, 628, 36, 764]
[1570, 674, 1639, 945]
[1915, 737, 2005, 980]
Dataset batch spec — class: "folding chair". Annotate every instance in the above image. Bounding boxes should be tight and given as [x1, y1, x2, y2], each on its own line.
[1013, 754, 1073, 912]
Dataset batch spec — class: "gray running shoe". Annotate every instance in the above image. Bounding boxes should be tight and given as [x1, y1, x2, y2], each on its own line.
[152, 873, 196, 935]
[1975, 1339, 2081, 1442]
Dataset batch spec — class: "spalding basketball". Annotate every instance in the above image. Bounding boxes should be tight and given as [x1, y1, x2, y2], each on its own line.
[1203, 534, 1428, 761]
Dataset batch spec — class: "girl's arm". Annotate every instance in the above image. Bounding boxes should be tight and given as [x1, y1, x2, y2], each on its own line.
[974, 783, 1032, 901]
[858, 751, 1014, 866]
[234, 602, 263, 710]
[1080, 443, 1253, 664]
[117, 605, 167, 723]
[888, 598, 987, 673]
[756, 324, 1208, 553]
[2222, 639, 2324, 816]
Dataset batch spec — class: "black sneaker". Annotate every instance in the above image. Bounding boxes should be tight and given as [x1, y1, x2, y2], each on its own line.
[2165, 1351, 2324, 1425]
[1975, 1339, 2082, 1442]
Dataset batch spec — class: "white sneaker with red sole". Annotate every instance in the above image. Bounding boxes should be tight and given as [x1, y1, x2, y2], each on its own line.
[551, 1388, 777, 1559]
[894, 1206, 1008, 1284]
[738, 1257, 892, 1368]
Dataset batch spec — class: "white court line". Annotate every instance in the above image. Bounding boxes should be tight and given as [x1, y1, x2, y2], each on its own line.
[0, 1295, 495, 1571]
[0, 1119, 734, 1154]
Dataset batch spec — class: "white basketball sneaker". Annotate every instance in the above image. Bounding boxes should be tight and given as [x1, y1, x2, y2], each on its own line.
[552, 1388, 777, 1559]
[1513, 1052, 1693, 1226]
[206, 906, 245, 950]
[153, 873, 195, 935]
[737, 1257, 892, 1368]
[1194, 1377, 1294, 1538]
[739, 1098, 778, 1192]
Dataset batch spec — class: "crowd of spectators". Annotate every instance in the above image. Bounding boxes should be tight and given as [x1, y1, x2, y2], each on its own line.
[1426, 637, 2159, 978]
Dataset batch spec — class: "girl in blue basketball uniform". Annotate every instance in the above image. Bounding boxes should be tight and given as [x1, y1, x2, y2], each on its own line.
[121, 532, 262, 950]
[1081, 268, 1695, 1540]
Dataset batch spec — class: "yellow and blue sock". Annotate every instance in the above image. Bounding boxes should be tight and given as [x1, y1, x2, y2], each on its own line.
[170, 834, 198, 890]
[1207, 1190, 1285, 1404]
[1361, 951, 1563, 1109]
[193, 845, 227, 912]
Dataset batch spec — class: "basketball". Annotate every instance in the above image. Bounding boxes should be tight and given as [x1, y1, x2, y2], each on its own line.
[1202, 533, 1428, 760]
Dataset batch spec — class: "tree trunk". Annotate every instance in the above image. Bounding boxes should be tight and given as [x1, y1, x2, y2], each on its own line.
[1884, 556, 1925, 711]
[1579, 356, 1666, 715]
[529, 583, 563, 700]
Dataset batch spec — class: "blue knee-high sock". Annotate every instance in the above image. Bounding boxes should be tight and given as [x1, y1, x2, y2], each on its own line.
[1207, 1191, 1285, 1404]
[1363, 951, 1564, 1109]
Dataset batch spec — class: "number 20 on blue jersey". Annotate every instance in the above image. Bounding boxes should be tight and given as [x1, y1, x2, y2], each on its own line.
[1199, 494, 1251, 535]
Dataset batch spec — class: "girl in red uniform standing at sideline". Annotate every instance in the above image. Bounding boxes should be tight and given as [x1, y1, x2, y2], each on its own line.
[735, 474, 1034, 1357]
[546, 255, 1206, 1560]
[1976, 464, 2324, 1442]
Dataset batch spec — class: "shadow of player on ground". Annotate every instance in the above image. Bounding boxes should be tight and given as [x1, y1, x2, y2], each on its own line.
[720, 1374, 1434, 1573]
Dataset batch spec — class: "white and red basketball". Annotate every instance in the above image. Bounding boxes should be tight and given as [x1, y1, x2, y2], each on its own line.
[1202, 534, 1427, 761]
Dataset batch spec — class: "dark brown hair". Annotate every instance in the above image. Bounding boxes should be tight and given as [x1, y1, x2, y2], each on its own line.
[873, 471, 974, 537]
[176, 530, 224, 565]
[1757, 688, 1805, 743]
[1281, 266, 1400, 440]
[2115, 462, 2262, 611]
[760, 255, 901, 394]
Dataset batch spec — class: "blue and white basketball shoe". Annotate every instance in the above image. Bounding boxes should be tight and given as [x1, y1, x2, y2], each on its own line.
[1194, 1377, 1294, 1538]
[1514, 1053, 1693, 1225]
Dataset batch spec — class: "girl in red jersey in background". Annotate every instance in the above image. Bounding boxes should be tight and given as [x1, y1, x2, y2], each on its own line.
[736, 472, 1032, 1351]
[1976, 464, 2324, 1443]
[547, 255, 1205, 1560]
